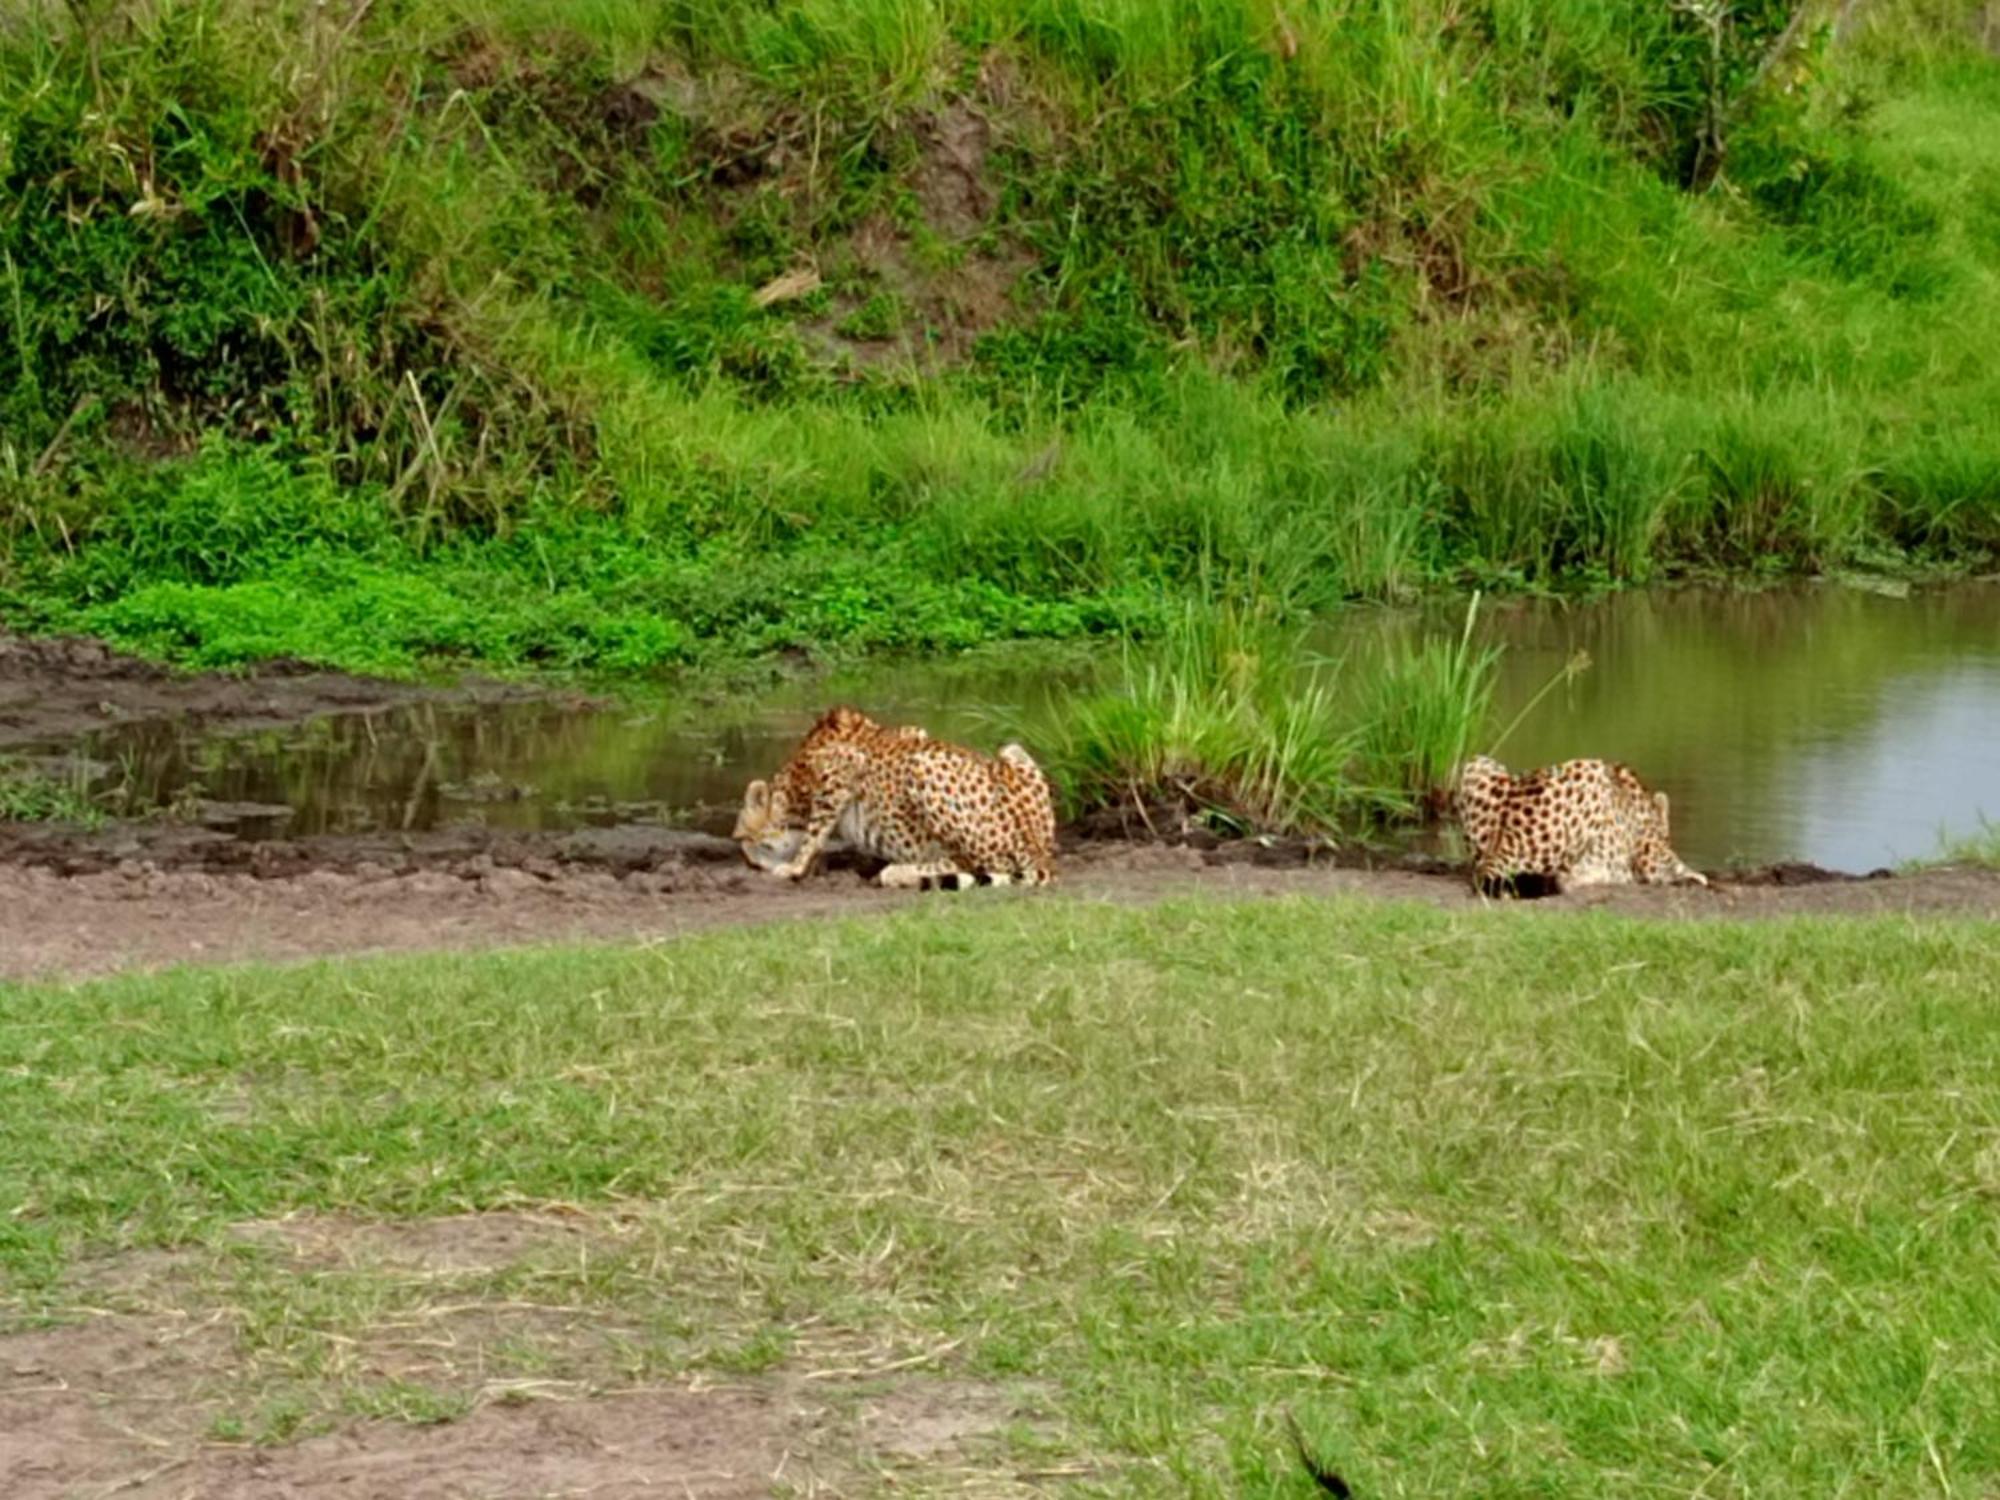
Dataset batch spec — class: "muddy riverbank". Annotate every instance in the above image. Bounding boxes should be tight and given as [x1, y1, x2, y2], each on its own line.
[0, 633, 568, 747]
[4, 834, 1996, 984]
[2, 629, 1997, 984]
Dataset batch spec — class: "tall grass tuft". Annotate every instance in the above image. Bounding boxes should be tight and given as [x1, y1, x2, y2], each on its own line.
[0, 759, 110, 828]
[1034, 601, 1501, 839]
[1032, 606, 1382, 838]
[1908, 817, 2000, 871]
[1355, 595, 1501, 807]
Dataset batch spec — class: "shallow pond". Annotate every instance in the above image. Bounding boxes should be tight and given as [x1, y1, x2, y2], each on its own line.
[38, 582, 2000, 874]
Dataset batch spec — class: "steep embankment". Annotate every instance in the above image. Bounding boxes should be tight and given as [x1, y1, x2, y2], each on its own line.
[4, 0, 1999, 675]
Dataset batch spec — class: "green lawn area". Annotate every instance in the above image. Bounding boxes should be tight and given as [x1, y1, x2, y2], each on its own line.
[4, 894, 1998, 1494]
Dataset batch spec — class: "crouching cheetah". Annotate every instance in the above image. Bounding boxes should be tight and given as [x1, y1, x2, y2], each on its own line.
[1453, 754, 1708, 897]
[733, 706, 1058, 890]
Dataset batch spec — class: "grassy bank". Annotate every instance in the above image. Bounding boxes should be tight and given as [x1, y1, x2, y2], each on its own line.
[4, 894, 1998, 1491]
[4, 2, 2000, 675]
[1914, 817, 2000, 868]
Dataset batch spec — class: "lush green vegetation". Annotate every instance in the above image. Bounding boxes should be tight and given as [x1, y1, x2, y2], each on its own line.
[4, 895, 1998, 1491]
[3, 1, 1999, 676]
[1033, 601, 1496, 833]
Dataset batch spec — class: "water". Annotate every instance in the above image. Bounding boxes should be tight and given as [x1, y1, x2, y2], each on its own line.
[33, 584, 2000, 872]
[1467, 584, 2000, 871]
[44, 647, 1097, 842]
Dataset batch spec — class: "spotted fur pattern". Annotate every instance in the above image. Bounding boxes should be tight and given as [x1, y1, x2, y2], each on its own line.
[1454, 754, 1707, 897]
[733, 707, 928, 873]
[734, 706, 1057, 889]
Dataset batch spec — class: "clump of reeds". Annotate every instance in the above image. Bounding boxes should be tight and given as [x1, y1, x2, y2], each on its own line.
[1033, 599, 1501, 839]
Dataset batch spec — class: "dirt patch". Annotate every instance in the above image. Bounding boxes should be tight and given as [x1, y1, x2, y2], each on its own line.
[1, 836, 1996, 984]
[860, 1377, 1030, 1461]
[912, 99, 998, 239]
[0, 634, 557, 751]
[808, 214, 1034, 374]
[0, 1368, 1043, 1499]
[228, 1210, 603, 1276]
[6, 1209, 1050, 1499]
[802, 83, 1034, 372]
[54, 1212, 652, 1431]
[1, 1369, 809, 1499]
[0, 1312, 238, 1496]
[178, 1391, 803, 1499]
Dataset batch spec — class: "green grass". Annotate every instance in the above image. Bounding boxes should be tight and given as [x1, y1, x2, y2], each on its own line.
[5, 894, 2000, 1492]
[1353, 594, 1504, 804]
[0, 758, 109, 826]
[2, 4, 2000, 675]
[1031, 602, 1495, 835]
[1909, 817, 2000, 870]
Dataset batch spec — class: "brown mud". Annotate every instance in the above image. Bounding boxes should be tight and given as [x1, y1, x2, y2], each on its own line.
[3, 831, 1996, 984]
[0, 633, 564, 749]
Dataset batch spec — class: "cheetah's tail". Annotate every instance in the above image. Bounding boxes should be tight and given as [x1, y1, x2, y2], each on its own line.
[1284, 1410, 1353, 1497]
[915, 867, 1057, 891]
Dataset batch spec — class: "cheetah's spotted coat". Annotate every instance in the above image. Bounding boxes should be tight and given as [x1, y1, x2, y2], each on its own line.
[1454, 754, 1707, 896]
[734, 706, 1058, 889]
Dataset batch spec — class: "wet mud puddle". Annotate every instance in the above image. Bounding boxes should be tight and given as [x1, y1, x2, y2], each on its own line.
[15, 584, 2000, 874]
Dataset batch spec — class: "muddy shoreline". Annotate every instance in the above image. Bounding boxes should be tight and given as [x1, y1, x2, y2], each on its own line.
[3, 830, 1995, 985]
[0, 775, 1911, 889]
[0, 633, 573, 749]
[1, 633, 1996, 983]
[0, 630, 1907, 884]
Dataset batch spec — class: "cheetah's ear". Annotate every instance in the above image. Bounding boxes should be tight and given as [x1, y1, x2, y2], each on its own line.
[735, 780, 771, 835]
[1653, 790, 1671, 829]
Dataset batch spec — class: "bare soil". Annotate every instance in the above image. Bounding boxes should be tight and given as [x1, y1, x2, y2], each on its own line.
[0, 1361, 1036, 1499]
[2, 837, 1997, 984]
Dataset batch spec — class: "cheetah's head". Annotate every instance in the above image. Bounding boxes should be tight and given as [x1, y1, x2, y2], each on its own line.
[1634, 789, 1709, 887]
[733, 779, 804, 871]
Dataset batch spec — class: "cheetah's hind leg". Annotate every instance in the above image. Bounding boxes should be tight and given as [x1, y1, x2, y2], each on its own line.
[878, 862, 1019, 891]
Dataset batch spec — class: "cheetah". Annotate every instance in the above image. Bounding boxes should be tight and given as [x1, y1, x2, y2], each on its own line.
[733, 708, 929, 874]
[733, 706, 1058, 890]
[1453, 754, 1708, 897]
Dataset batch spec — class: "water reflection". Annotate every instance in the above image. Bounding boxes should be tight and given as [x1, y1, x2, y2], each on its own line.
[48, 647, 1098, 841]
